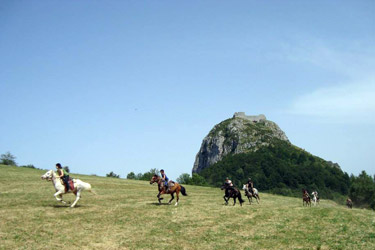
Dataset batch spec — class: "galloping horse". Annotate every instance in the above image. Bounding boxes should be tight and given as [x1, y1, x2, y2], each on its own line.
[41, 170, 93, 208]
[150, 175, 187, 206]
[302, 189, 311, 207]
[346, 198, 353, 209]
[311, 191, 320, 206]
[221, 183, 244, 206]
[242, 184, 260, 204]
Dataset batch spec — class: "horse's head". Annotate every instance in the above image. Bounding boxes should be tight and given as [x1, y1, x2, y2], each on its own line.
[41, 170, 54, 181]
[150, 174, 160, 184]
[221, 183, 229, 190]
[242, 184, 248, 190]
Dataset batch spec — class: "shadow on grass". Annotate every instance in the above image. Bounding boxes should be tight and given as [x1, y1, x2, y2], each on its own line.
[40, 203, 85, 208]
[147, 202, 171, 206]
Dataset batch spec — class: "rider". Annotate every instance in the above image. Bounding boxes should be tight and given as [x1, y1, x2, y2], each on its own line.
[302, 188, 309, 197]
[160, 169, 169, 192]
[56, 163, 70, 192]
[225, 177, 235, 191]
[247, 177, 254, 195]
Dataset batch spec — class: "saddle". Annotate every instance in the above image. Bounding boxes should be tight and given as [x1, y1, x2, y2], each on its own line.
[68, 179, 74, 191]
[163, 181, 175, 191]
[60, 178, 75, 192]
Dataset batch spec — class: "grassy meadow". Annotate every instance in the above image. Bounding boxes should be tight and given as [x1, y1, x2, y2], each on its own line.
[1, 165, 375, 249]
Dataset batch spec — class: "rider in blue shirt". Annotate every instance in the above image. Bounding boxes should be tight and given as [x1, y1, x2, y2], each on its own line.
[160, 169, 169, 192]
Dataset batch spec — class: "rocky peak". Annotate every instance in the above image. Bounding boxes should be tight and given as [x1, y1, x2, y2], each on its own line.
[192, 112, 289, 173]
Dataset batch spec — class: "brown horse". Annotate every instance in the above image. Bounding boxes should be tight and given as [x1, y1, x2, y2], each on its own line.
[150, 175, 187, 206]
[302, 189, 311, 207]
[221, 183, 244, 206]
[346, 198, 353, 209]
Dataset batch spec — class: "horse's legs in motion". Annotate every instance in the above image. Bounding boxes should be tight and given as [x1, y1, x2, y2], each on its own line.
[233, 197, 237, 206]
[175, 189, 180, 206]
[168, 193, 174, 204]
[54, 190, 66, 204]
[223, 195, 228, 205]
[246, 191, 252, 204]
[71, 190, 81, 208]
[157, 192, 163, 204]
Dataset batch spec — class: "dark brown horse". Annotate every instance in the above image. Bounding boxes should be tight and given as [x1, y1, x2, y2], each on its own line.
[150, 175, 187, 205]
[346, 198, 353, 209]
[302, 189, 311, 207]
[221, 183, 244, 206]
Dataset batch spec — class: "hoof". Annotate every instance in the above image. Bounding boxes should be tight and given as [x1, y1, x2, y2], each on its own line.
[175, 202, 178, 206]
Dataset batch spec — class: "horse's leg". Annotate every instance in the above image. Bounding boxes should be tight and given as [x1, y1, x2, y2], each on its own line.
[168, 193, 174, 204]
[233, 197, 237, 206]
[175, 188, 180, 206]
[157, 192, 163, 204]
[54, 190, 66, 204]
[223, 195, 228, 205]
[71, 190, 81, 208]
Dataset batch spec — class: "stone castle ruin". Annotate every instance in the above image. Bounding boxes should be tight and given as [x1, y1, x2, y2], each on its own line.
[233, 112, 266, 123]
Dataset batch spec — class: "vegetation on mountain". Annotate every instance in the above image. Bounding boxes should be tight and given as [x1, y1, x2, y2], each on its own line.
[198, 139, 351, 203]
[349, 171, 375, 209]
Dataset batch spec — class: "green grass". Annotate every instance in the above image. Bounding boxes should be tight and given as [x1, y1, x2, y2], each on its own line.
[1, 165, 374, 249]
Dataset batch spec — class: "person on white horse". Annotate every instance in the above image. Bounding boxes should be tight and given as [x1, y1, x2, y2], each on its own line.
[246, 178, 255, 196]
[41, 164, 93, 208]
[311, 191, 319, 206]
[56, 163, 70, 191]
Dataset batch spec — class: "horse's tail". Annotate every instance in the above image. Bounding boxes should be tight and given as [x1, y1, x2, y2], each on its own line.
[180, 185, 188, 196]
[89, 188, 97, 195]
[238, 191, 245, 204]
[84, 183, 97, 195]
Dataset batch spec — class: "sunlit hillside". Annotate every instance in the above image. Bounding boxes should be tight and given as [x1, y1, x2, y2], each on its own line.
[1, 165, 374, 249]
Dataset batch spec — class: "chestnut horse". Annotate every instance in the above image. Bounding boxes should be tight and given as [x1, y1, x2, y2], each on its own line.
[150, 175, 187, 206]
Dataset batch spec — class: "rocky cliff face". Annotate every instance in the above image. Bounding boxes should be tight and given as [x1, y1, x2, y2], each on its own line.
[192, 113, 289, 173]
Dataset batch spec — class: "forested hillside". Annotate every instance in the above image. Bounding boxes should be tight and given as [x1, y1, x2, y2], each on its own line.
[199, 139, 350, 201]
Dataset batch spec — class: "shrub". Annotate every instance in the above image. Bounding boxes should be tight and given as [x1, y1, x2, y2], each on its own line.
[106, 171, 120, 178]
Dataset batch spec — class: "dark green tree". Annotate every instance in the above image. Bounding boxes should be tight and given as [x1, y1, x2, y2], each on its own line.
[177, 173, 191, 184]
[0, 152, 17, 166]
[106, 171, 120, 178]
[349, 170, 375, 209]
[139, 168, 159, 181]
[190, 173, 207, 186]
[127, 172, 136, 179]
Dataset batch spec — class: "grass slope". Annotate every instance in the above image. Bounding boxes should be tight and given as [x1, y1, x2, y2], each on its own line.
[1, 165, 374, 249]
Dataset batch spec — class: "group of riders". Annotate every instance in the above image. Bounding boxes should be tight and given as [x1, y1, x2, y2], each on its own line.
[54, 164, 344, 208]
[225, 176, 255, 195]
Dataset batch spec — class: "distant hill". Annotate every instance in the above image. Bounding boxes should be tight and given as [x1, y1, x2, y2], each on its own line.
[193, 112, 350, 199]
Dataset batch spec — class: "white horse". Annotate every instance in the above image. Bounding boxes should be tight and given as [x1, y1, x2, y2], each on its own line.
[41, 170, 93, 208]
[311, 191, 319, 206]
[242, 184, 260, 204]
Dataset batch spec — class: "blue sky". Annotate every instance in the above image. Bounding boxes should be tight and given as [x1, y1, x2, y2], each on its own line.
[1, 0, 374, 180]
